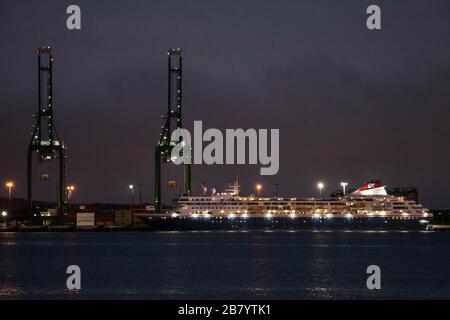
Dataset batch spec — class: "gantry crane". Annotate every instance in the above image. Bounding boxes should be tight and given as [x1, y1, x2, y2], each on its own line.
[27, 47, 67, 223]
[154, 48, 191, 213]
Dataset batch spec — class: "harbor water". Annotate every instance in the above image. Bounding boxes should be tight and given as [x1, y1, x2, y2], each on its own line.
[0, 231, 449, 299]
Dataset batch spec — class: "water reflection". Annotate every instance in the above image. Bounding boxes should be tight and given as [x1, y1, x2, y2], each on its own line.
[308, 232, 334, 299]
[246, 234, 271, 297]
[0, 285, 24, 298]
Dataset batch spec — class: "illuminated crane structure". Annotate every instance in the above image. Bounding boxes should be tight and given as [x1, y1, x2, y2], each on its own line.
[27, 47, 67, 223]
[154, 48, 191, 213]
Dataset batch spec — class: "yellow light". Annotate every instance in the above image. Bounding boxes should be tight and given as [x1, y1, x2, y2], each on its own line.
[5, 181, 14, 188]
[256, 184, 262, 191]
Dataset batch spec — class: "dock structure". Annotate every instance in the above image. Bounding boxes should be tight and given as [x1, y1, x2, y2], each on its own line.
[426, 225, 450, 231]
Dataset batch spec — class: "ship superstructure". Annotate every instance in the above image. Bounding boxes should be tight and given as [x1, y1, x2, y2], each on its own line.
[177, 180, 429, 220]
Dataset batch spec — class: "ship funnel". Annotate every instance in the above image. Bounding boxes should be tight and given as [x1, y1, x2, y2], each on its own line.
[352, 180, 387, 196]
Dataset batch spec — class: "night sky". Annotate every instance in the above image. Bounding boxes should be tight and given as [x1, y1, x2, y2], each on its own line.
[0, 1, 449, 208]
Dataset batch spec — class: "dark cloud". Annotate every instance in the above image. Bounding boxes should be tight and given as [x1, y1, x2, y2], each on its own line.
[0, 1, 449, 208]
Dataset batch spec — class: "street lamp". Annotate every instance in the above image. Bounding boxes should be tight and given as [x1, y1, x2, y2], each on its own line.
[66, 185, 75, 206]
[317, 182, 324, 197]
[5, 181, 14, 209]
[129, 184, 134, 210]
[256, 184, 262, 197]
[340, 182, 348, 196]
[1, 211, 7, 225]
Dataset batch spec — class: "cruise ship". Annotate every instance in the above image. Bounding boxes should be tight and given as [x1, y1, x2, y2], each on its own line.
[141, 180, 431, 230]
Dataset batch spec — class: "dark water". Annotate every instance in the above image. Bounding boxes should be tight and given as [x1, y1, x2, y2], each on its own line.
[0, 231, 449, 299]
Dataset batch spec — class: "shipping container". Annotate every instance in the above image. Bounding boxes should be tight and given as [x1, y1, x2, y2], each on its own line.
[64, 213, 76, 224]
[96, 221, 114, 227]
[76, 212, 95, 228]
[95, 212, 114, 227]
[114, 210, 133, 227]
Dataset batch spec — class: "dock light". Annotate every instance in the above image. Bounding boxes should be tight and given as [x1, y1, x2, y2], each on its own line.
[128, 184, 134, 210]
[171, 213, 178, 218]
[66, 185, 75, 203]
[228, 213, 236, 219]
[340, 182, 348, 196]
[313, 213, 321, 219]
[242, 213, 248, 219]
[1, 211, 6, 224]
[191, 213, 199, 219]
[317, 182, 324, 197]
[5, 181, 14, 209]
[265, 212, 273, 219]
[345, 213, 353, 219]
[256, 184, 262, 196]
[290, 213, 296, 219]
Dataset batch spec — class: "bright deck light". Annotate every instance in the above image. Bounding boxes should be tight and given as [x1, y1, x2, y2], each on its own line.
[317, 182, 324, 196]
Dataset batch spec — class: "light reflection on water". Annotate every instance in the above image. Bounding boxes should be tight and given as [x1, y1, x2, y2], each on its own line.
[0, 285, 24, 297]
[0, 231, 449, 299]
